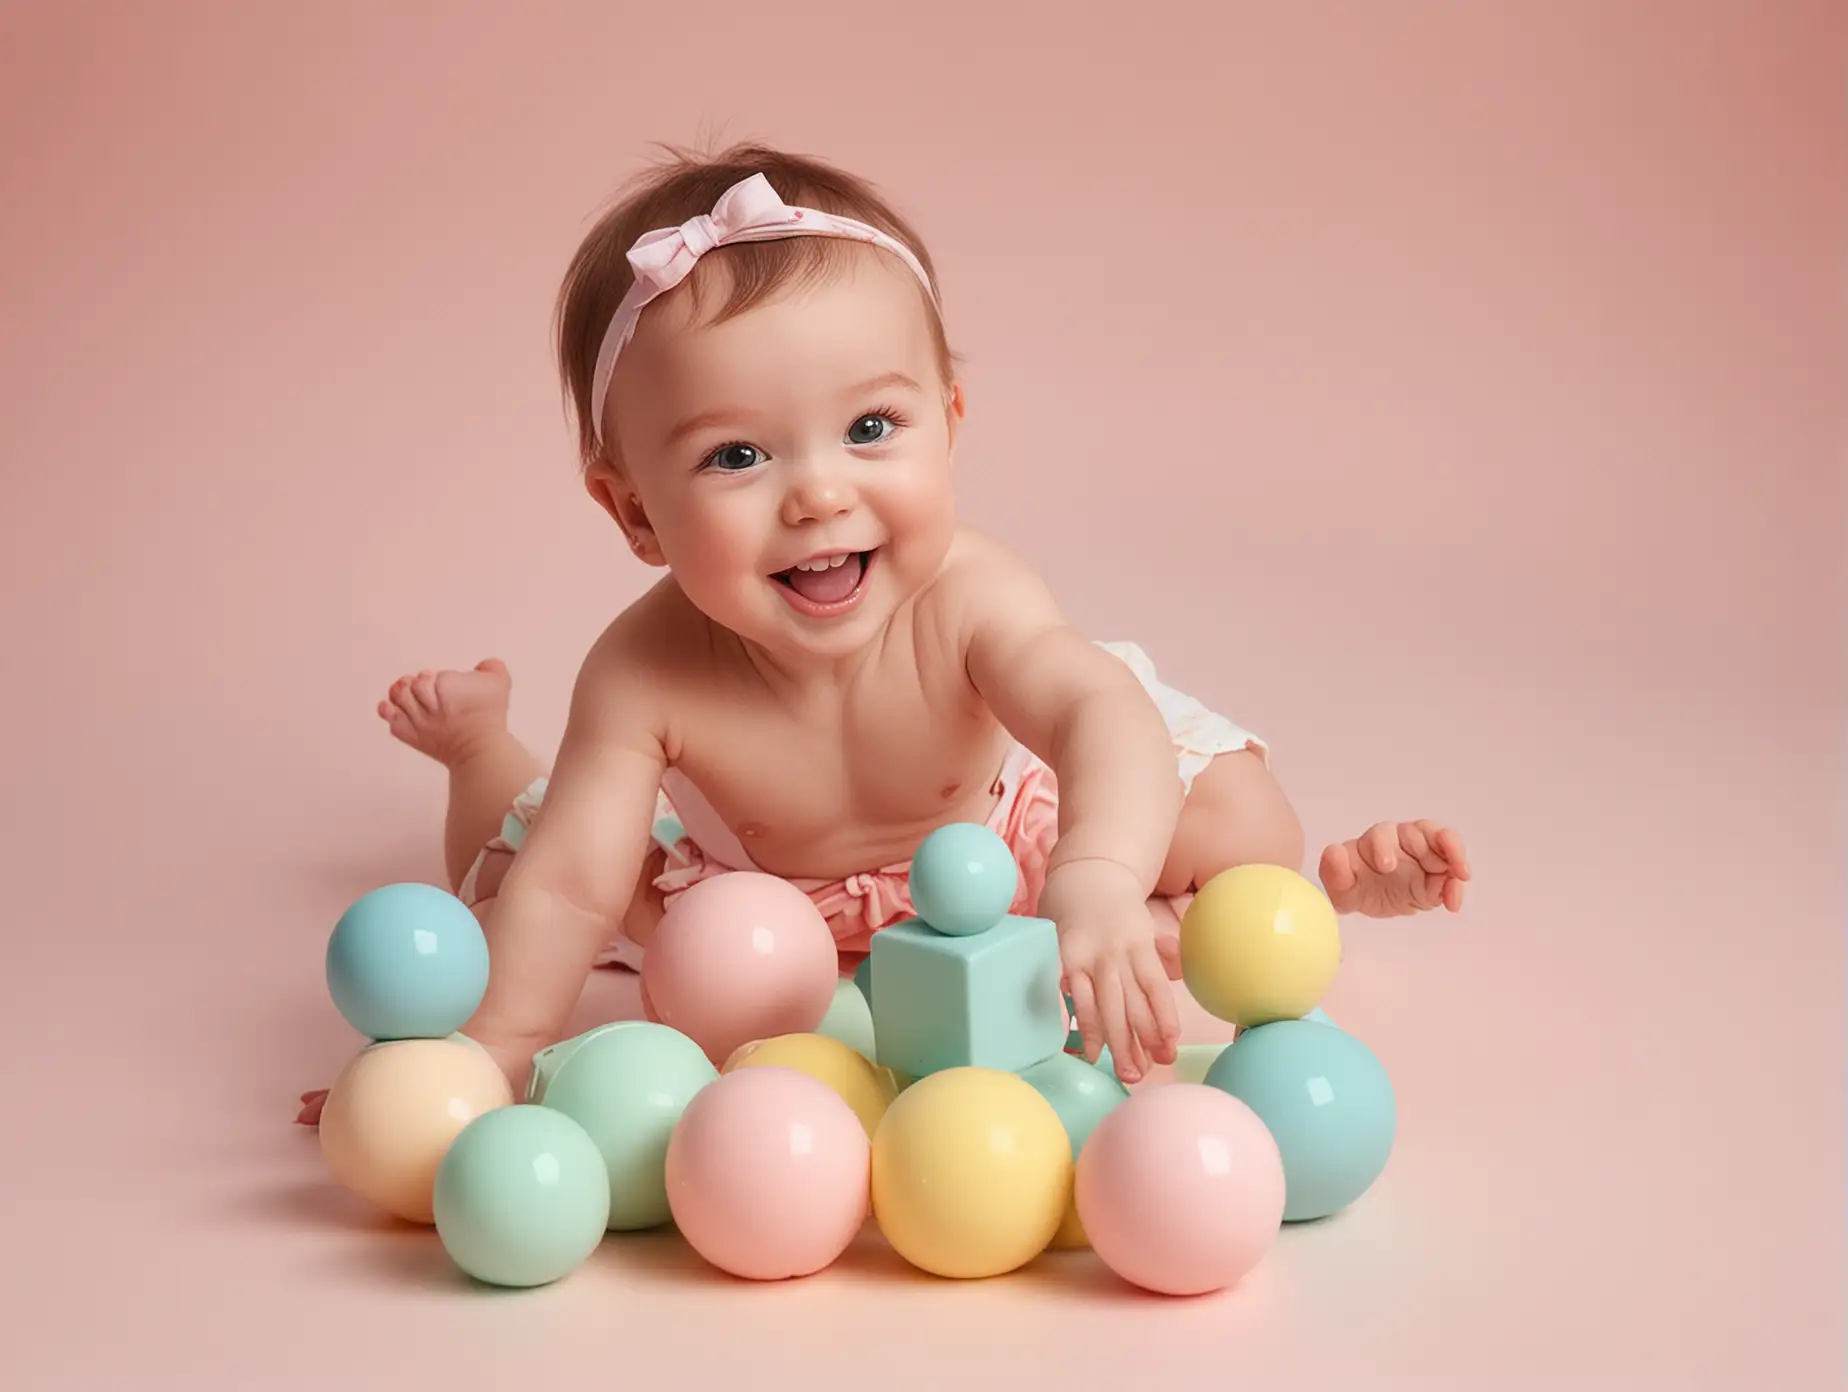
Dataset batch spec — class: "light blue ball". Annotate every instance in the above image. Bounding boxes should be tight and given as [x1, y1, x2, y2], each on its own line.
[526, 1021, 718, 1231]
[1204, 1018, 1396, 1222]
[433, 1104, 611, 1287]
[908, 822, 1018, 936]
[325, 882, 490, 1041]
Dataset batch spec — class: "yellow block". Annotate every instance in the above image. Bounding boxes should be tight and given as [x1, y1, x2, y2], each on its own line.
[723, 1032, 901, 1139]
[1180, 863, 1341, 1028]
[871, 1067, 1071, 1278]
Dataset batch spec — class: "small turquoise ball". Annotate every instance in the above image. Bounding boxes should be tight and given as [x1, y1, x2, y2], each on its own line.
[433, 1105, 611, 1287]
[907, 822, 1018, 936]
[1203, 1018, 1396, 1222]
[1020, 1051, 1129, 1159]
[527, 1021, 718, 1231]
[325, 882, 489, 1041]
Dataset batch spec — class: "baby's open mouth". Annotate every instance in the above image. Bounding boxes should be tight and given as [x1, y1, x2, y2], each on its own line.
[772, 549, 874, 607]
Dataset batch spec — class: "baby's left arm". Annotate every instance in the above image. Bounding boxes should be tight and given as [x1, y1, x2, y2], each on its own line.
[949, 539, 1183, 1077]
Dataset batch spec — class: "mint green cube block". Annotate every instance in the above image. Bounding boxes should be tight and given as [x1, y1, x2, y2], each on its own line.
[869, 914, 1066, 1078]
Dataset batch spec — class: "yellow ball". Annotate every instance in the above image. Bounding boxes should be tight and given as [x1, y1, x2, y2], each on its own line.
[1180, 864, 1341, 1027]
[722, 1032, 901, 1139]
[870, 1067, 1071, 1278]
[319, 1037, 514, 1224]
[1047, 1194, 1090, 1250]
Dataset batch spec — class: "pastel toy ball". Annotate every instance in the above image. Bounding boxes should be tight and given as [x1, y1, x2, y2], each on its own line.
[433, 1104, 611, 1287]
[665, 1065, 871, 1281]
[723, 1031, 901, 1139]
[318, 1037, 513, 1224]
[870, 1067, 1071, 1279]
[325, 882, 490, 1041]
[1204, 1018, 1397, 1221]
[908, 822, 1019, 936]
[641, 871, 839, 1065]
[814, 976, 878, 1061]
[1074, 1082, 1285, 1296]
[1179, 863, 1341, 1028]
[1018, 1051, 1130, 1249]
[526, 1021, 718, 1231]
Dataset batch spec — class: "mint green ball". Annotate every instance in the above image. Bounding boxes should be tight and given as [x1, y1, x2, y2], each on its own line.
[1020, 1050, 1129, 1159]
[527, 1021, 718, 1230]
[816, 976, 877, 1060]
[432, 1105, 610, 1288]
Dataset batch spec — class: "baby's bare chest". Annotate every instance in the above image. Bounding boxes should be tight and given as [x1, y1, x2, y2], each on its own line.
[666, 679, 1014, 878]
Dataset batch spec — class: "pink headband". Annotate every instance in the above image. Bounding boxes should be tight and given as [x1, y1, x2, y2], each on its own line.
[587, 173, 937, 447]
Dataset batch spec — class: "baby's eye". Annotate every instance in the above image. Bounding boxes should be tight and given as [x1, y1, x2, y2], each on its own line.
[846, 414, 896, 446]
[707, 443, 763, 472]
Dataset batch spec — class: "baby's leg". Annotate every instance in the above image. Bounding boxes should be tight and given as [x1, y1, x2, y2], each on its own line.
[1150, 748, 1306, 976]
[1156, 747, 1306, 893]
[378, 658, 545, 890]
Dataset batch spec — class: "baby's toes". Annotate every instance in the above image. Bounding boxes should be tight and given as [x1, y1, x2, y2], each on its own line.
[410, 671, 440, 713]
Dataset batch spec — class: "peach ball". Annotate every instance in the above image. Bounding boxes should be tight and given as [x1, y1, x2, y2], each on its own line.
[318, 1037, 514, 1224]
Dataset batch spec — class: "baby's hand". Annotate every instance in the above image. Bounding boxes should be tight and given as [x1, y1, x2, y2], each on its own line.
[1319, 820, 1471, 917]
[1039, 860, 1179, 1084]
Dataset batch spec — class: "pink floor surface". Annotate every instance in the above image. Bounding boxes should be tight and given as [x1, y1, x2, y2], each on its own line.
[4, 671, 1840, 1388]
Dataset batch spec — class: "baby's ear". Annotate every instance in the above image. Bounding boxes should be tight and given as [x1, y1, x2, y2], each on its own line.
[946, 379, 967, 447]
[584, 468, 666, 566]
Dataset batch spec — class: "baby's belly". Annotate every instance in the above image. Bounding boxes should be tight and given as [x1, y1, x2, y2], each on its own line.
[739, 784, 1009, 879]
[667, 732, 1016, 880]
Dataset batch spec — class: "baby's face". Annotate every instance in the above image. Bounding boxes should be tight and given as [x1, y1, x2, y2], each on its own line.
[604, 251, 960, 661]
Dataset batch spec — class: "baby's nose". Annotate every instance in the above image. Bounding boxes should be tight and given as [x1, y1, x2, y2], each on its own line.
[782, 462, 856, 523]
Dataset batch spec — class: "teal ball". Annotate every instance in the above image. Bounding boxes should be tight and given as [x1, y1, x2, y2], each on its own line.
[325, 882, 489, 1040]
[432, 1105, 610, 1287]
[907, 822, 1018, 936]
[1203, 1018, 1396, 1222]
[1020, 1051, 1129, 1159]
[527, 1021, 718, 1230]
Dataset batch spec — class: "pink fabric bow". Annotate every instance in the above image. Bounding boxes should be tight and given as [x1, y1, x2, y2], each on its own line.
[588, 173, 936, 444]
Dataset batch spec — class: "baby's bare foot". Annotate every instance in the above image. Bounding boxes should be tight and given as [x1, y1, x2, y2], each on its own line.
[378, 658, 512, 767]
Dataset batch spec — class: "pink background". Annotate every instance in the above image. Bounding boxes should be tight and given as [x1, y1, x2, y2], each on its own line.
[2, 1, 1841, 1386]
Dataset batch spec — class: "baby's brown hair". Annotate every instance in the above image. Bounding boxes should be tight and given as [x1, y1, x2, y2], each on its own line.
[554, 142, 955, 469]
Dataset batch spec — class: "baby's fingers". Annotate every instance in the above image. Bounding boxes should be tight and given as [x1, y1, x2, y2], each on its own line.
[1359, 822, 1400, 875]
[1431, 824, 1471, 879]
[1096, 968, 1142, 1083]
[1067, 971, 1104, 1065]
[1318, 841, 1358, 893]
[1396, 821, 1448, 876]
[1130, 942, 1180, 1064]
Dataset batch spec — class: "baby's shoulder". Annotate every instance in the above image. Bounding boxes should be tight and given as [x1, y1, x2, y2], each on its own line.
[578, 577, 720, 695]
[916, 526, 1065, 643]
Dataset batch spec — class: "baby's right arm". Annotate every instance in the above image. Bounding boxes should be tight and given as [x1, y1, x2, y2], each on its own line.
[461, 626, 667, 1087]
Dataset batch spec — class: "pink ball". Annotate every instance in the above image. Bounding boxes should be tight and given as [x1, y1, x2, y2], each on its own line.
[641, 871, 838, 1064]
[1074, 1083, 1286, 1296]
[665, 1065, 870, 1280]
